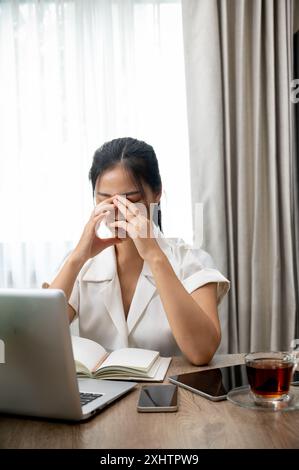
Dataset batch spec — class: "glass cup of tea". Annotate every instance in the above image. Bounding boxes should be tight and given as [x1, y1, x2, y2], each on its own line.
[244, 351, 297, 406]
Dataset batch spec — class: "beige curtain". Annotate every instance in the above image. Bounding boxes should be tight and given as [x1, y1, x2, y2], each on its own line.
[181, 0, 298, 352]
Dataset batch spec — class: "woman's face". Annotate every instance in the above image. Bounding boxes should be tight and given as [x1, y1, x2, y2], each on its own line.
[95, 164, 161, 230]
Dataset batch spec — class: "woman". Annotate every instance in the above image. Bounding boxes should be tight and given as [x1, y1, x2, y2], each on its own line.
[49, 137, 230, 365]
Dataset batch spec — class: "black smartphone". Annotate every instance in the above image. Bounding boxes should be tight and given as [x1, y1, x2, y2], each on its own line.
[169, 364, 249, 401]
[137, 384, 178, 412]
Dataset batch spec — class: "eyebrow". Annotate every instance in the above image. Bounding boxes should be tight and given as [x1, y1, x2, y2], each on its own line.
[96, 191, 141, 197]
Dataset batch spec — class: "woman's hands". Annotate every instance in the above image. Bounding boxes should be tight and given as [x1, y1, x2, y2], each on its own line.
[71, 197, 123, 264]
[70, 193, 162, 264]
[108, 194, 162, 261]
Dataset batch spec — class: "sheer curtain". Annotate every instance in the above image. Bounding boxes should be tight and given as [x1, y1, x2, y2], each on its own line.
[0, 0, 191, 288]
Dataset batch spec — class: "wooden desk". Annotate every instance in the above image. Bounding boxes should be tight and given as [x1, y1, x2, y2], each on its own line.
[1, 354, 299, 449]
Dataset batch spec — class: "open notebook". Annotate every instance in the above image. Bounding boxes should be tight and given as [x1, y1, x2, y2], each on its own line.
[71, 336, 172, 382]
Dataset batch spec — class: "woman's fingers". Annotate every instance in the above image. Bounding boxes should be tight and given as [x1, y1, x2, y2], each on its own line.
[113, 198, 140, 224]
[116, 194, 140, 215]
[94, 203, 115, 216]
[87, 214, 106, 234]
[96, 195, 115, 205]
[109, 220, 128, 230]
[112, 198, 131, 221]
[110, 220, 144, 239]
[109, 220, 129, 237]
[93, 213, 124, 244]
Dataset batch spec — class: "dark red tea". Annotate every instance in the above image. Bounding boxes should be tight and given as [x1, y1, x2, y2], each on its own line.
[246, 359, 294, 398]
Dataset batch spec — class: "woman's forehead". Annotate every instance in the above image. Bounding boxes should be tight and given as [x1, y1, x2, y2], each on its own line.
[95, 168, 154, 198]
[96, 165, 138, 190]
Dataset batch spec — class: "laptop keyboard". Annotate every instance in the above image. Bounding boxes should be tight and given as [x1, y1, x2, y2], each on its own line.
[80, 392, 103, 406]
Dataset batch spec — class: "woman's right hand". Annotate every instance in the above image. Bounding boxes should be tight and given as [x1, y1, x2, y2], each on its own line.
[70, 197, 122, 264]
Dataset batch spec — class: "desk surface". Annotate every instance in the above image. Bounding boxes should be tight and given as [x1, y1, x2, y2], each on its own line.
[1, 354, 299, 449]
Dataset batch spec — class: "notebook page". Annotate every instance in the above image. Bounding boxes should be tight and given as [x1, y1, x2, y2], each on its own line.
[95, 357, 172, 381]
[71, 336, 107, 372]
[96, 355, 161, 378]
[99, 348, 159, 372]
[150, 357, 172, 381]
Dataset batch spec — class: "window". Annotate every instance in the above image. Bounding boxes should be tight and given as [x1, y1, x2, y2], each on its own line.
[0, 0, 192, 287]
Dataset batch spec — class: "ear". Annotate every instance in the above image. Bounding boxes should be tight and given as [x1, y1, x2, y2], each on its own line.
[154, 189, 162, 204]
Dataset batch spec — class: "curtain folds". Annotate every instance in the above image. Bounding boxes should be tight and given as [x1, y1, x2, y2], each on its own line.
[182, 0, 298, 352]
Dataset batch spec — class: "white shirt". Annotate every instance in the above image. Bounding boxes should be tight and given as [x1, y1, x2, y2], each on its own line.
[69, 225, 230, 356]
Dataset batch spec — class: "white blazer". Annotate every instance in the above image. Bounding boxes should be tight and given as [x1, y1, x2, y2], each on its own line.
[69, 225, 230, 356]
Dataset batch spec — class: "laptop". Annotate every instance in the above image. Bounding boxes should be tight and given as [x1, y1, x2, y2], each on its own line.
[0, 288, 136, 421]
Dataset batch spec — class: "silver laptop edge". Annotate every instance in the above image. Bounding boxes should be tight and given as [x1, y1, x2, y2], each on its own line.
[0, 288, 136, 421]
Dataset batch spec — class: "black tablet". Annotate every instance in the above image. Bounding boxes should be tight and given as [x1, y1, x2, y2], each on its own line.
[168, 364, 249, 401]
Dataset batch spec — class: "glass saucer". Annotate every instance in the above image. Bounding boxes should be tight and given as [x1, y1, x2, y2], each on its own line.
[227, 385, 299, 412]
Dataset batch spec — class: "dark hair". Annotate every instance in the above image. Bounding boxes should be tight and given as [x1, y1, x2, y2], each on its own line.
[89, 137, 162, 231]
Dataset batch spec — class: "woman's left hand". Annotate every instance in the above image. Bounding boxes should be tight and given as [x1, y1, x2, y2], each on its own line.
[108, 194, 162, 261]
